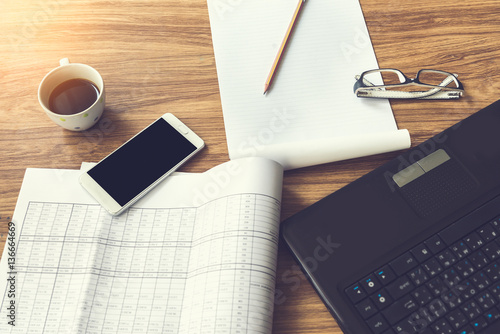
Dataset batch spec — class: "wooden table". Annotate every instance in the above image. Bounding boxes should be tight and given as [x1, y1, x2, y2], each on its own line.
[1, 0, 499, 332]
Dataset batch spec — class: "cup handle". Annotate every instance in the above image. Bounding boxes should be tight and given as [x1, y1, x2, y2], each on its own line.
[59, 58, 70, 66]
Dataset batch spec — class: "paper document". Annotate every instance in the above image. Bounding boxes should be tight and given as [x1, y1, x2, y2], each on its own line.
[207, 0, 410, 170]
[0, 158, 283, 333]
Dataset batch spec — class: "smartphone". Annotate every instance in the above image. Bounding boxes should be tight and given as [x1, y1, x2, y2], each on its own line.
[79, 113, 204, 215]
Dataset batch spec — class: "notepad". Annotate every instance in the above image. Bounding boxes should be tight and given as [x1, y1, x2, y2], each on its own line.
[207, 0, 411, 170]
[0, 158, 283, 333]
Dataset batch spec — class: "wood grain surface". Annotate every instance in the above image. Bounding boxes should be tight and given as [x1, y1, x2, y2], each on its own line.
[1, 0, 500, 333]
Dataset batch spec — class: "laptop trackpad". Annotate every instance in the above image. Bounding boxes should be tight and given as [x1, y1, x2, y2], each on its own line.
[393, 149, 478, 217]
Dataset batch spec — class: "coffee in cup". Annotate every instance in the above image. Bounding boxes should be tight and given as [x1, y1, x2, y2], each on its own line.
[38, 58, 105, 131]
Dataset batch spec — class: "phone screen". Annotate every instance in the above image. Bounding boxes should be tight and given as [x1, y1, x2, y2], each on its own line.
[87, 118, 197, 206]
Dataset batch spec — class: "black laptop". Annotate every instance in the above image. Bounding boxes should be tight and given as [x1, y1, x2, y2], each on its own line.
[282, 99, 500, 334]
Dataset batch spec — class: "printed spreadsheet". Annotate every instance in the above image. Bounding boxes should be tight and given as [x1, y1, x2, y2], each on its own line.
[0, 194, 280, 333]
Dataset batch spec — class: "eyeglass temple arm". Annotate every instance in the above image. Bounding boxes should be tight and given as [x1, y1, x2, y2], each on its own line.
[355, 73, 463, 99]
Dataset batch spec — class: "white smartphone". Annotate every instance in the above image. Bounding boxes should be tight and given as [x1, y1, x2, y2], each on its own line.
[79, 113, 205, 215]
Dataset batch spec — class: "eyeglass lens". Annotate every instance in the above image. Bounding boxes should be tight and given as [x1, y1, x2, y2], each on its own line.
[416, 70, 459, 87]
[363, 69, 459, 92]
[363, 70, 405, 86]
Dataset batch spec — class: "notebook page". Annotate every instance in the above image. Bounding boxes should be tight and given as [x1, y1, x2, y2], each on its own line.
[208, 0, 411, 170]
[0, 158, 282, 334]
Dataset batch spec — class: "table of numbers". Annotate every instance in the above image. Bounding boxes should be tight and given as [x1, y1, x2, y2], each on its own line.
[0, 193, 280, 334]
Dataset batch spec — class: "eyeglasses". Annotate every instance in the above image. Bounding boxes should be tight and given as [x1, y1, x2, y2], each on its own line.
[354, 69, 464, 99]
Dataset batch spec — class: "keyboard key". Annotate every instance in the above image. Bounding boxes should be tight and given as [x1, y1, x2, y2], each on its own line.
[470, 315, 488, 330]
[418, 307, 436, 324]
[393, 314, 421, 334]
[427, 299, 447, 318]
[476, 291, 496, 310]
[411, 243, 433, 263]
[461, 301, 482, 320]
[346, 284, 367, 303]
[425, 235, 446, 253]
[381, 295, 418, 325]
[469, 250, 489, 269]
[478, 312, 500, 334]
[441, 289, 464, 309]
[485, 262, 500, 281]
[408, 266, 429, 286]
[446, 309, 467, 329]
[360, 274, 381, 294]
[387, 276, 415, 300]
[477, 224, 498, 242]
[485, 307, 500, 323]
[489, 282, 500, 300]
[366, 313, 390, 334]
[427, 277, 448, 296]
[441, 268, 461, 288]
[464, 232, 485, 251]
[450, 240, 471, 260]
[390, 252, 418, 276]
[490, 219, 500, 233]
[371, 289, 393, 310]
[356, 298, 378, 319]
[471, 272, 491, 290]
[374, 265, 397, 285]
[455, 259, 475, 278]
[483, 242, 500, 260]
[436, 249, 457, 268]
[431, 318, 453, 334]
[461, 279, 478, 300]
[412, 286, 433, 306]
[393, 314, 433, 334]
[422, 258, 443, 277]
[457, 325, 475, 334]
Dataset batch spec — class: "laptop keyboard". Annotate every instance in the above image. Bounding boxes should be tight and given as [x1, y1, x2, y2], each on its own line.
[345, 215, 500, 334]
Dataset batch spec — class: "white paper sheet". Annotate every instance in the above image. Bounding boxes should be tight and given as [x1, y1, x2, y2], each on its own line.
[0, 158, 283, 334]
[207, 0, 411, 170]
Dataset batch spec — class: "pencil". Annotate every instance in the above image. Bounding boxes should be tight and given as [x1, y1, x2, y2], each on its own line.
[264, 0, 306, 95]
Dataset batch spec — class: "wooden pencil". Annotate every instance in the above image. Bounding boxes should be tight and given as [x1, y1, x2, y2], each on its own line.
[264, 0, 306, 95]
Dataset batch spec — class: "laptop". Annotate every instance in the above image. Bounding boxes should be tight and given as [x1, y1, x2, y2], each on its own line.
[282, 99, 500, 334]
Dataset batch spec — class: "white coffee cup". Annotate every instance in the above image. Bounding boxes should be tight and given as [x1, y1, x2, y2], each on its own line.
[38, 58, 105, 131]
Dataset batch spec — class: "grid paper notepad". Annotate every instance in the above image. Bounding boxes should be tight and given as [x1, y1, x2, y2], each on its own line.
[0, 157, 283, 334]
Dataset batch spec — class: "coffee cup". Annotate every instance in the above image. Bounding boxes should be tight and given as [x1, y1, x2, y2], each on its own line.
[38, 58, 105, 131]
